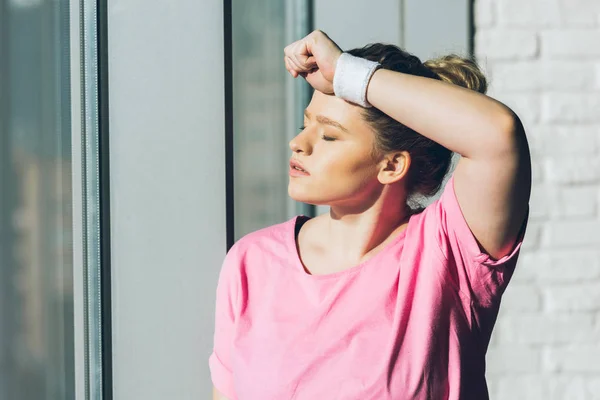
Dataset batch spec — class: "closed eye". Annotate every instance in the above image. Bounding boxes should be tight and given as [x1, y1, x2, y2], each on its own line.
[298, 126, 336, 142]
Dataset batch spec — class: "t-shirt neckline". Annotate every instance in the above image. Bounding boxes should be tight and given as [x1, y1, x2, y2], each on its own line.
[289, 214, 411, 280]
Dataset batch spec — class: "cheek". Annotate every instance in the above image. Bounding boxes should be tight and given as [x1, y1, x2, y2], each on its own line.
[288, 144, 380, 204]
[315, 150, 379, 193]
[323, 148, 377, 179]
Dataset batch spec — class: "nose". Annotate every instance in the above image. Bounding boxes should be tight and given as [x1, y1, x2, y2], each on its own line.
[289, 129, 312, 154]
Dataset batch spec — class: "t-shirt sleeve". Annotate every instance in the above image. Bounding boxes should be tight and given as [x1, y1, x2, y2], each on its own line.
[431, 174, 529, 309]
[209, 243, 241, 400]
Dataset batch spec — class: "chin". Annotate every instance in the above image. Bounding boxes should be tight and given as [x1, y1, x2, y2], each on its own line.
[288, 185, 329, 206]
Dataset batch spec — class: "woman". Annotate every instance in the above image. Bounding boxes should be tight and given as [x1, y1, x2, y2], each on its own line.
[210, 30, 531, 400]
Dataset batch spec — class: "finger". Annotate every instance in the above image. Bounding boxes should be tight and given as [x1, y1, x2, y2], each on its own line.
[305, 56, 317, 68]
[287, 56, 304, 75]
[290, 52, 313, 72]
[285, 57, 298, 78]
[288, 41, 315, 72]
[299, 54, 317, 70]
[298, 40, 319, 70]
[283, 40, 300, 57]
[283, 57, 294, 76]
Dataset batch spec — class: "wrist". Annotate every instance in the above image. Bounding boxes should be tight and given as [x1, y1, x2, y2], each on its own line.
[333, 53, 381, 108]
[365, 68, 383, 107]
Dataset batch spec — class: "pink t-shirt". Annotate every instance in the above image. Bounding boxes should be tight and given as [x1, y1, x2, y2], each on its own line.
[209, 175, 529, 400]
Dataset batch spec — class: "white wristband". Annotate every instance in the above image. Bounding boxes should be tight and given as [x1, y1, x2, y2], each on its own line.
[333, 53, 381, 108]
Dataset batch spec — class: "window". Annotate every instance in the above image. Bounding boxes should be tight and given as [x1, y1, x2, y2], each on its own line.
[0, 0, 74, 398]
[232, 0, 314, 239]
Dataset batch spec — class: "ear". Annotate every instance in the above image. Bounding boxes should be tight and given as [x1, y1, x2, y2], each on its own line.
[377, 151, 410, 185]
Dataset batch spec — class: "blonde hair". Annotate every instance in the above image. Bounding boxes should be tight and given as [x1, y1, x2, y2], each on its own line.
[424, 54, 488, 94]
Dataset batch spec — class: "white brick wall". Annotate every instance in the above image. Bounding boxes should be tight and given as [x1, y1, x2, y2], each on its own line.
[474, 0, 600, 398]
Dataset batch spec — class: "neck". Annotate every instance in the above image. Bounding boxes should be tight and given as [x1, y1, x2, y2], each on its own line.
[325, 186, 411, 264]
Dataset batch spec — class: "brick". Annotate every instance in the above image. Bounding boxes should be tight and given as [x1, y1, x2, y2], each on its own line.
[542, 93, 600, 123]
[492, 375, 590, 400]
[501, 284, 542, 311]
[489, 61, 596, 92]
[557, 185, 599, 217]
[544, 283, 600, 311]
[544, 220, 600, 246]
[494, 313, 596, 345]
[493, 93, 540, 126]
[498, 0, 599, 27]
[527, 125, 599, 157]
[559, 0, 600, 27]
[588, 378, 600, 400]
[527, 182, 598, 219]
[544, 157, 600, 184]
[542, 30, 600, 58]
[547, 376, 589, 400]
[528, 184, 555, 219]
[486, 346, 540, 373]
[497, 0, 562, 28]
[545, 345, 600, 372]
[492, 375, 545, 400]
[520, 222, 541, 250]
[544, 61, 590, 90]
[515, 250, 600, 283]
[475, 30, 539, 60]
[475, 0, 496, 28]
[560, 9, 600, 27]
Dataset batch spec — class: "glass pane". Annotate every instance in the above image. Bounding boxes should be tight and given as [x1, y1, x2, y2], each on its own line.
[232, 0, 312, 239]
[0, 0, 74, 399]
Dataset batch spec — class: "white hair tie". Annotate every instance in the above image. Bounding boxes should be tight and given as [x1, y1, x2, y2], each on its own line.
[333, 53, 381, 108]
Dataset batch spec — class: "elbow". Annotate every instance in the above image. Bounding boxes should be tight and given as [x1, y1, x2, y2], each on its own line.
[493, 108, 528, 158]
[504, 108, 525, 137]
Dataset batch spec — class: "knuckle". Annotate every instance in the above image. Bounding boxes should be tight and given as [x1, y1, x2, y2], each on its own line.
[312, 29, 326, 39]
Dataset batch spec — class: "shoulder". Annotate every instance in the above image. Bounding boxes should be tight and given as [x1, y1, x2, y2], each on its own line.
[235, 216, 296, 248]
[216, 216, 301, 288]
[226, 216, 299, 263]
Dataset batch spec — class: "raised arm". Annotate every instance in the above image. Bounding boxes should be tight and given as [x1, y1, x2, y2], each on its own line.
[366, 68, 531, 260]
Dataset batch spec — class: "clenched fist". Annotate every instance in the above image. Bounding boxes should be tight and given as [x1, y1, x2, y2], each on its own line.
[283, 30, 343, 94]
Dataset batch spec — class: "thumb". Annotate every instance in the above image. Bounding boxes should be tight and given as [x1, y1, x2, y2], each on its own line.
[303, 55, 317, 69]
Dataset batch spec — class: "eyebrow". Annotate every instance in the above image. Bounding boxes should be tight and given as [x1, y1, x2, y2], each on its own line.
[304, 110, 350, 134]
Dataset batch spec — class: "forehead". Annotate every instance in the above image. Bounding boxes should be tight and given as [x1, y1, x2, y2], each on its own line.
[305, 91, 367, 129]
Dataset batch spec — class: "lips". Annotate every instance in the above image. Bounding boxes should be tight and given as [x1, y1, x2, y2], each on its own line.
[290, 159, 309, 174]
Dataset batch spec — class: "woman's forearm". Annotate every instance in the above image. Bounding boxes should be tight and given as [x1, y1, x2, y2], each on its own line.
[366, 69, 521, 159]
